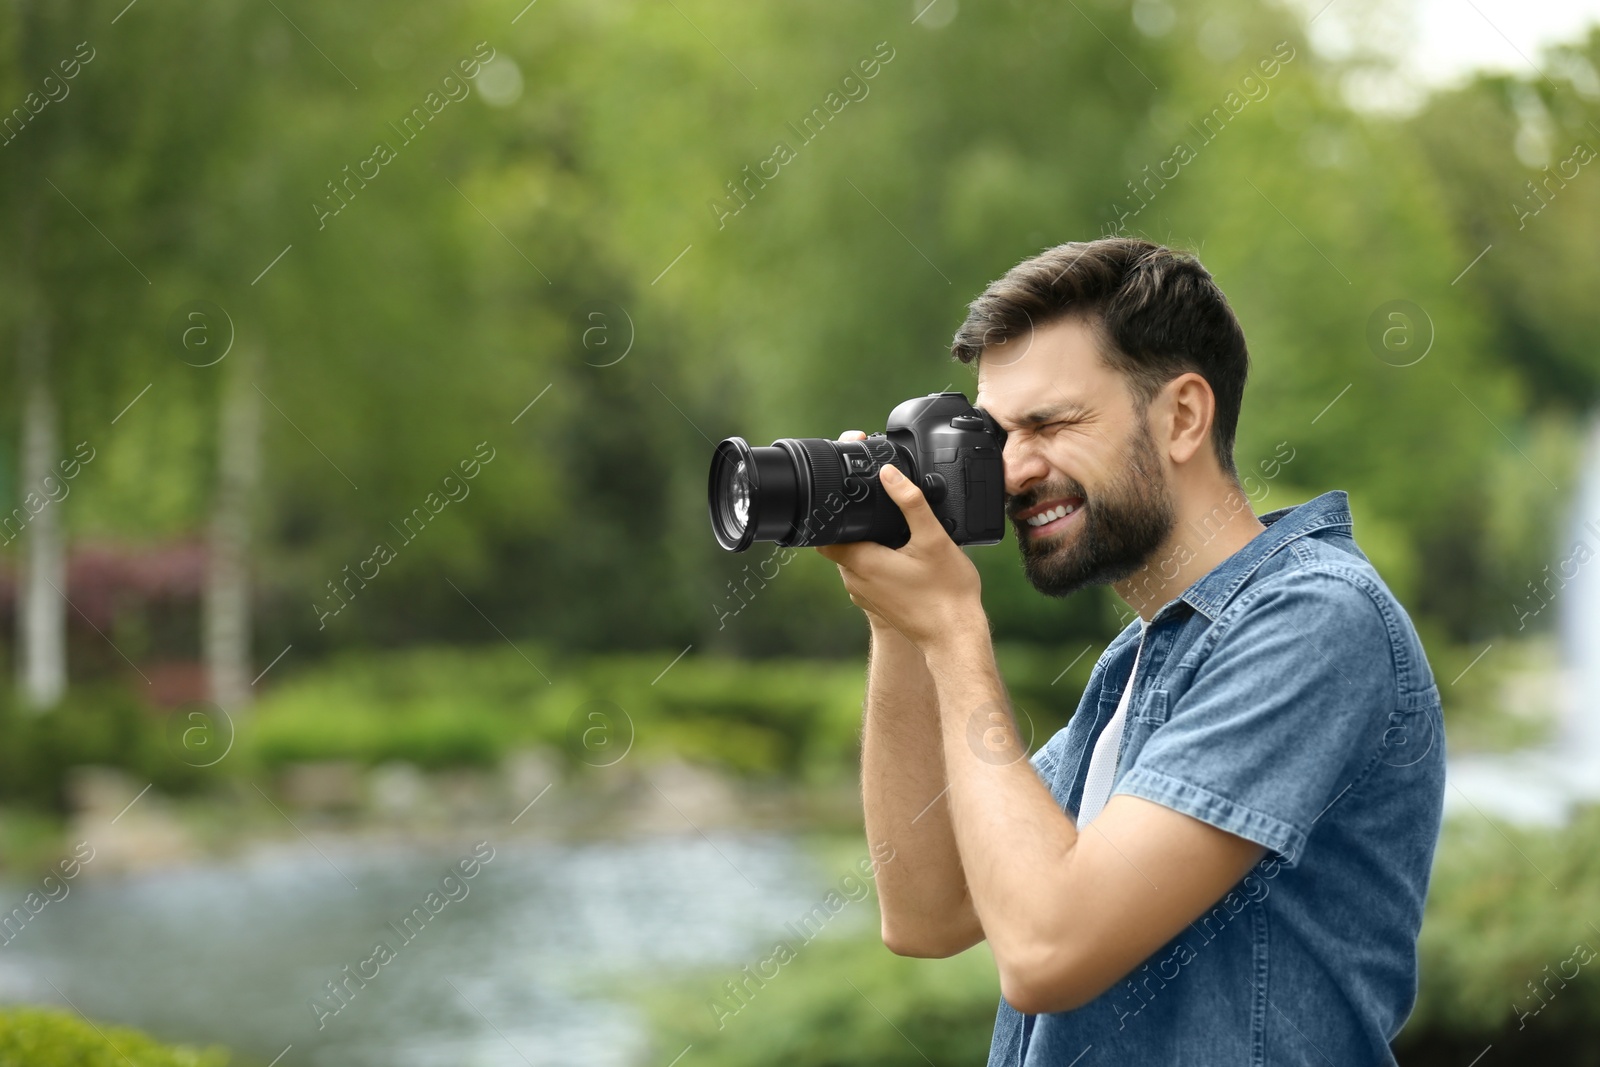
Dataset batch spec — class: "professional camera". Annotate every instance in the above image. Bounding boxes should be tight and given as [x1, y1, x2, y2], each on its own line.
[707, 391, 1007, 551]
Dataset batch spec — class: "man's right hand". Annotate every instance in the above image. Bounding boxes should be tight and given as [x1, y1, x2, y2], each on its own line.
[822, 430, 893, 630]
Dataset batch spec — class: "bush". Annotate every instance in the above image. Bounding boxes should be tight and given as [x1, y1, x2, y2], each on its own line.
[0, 1008, 228, 1067]
[246, 646, 872, 780]
[0, 687, 209, 811]
[1405, 805, 1600, 1037]
[643, 931, 1001, 1067]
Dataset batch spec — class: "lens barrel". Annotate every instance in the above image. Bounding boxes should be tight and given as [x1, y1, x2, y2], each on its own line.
[707, 435, 911, 552]
[708, 438, 798, 551]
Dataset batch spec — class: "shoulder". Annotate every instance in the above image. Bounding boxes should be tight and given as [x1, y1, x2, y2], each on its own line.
[1229, 544, 1403, 632]
[1196, 555, 1410, 689]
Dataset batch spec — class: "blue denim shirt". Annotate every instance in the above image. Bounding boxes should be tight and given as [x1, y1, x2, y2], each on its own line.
[988, 490, 1446, 1067]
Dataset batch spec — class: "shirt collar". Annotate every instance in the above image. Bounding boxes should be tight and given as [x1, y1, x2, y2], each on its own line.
[1166, 490, 1354, 623]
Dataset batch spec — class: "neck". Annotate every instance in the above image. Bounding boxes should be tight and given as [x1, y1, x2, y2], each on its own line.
[1112, 478, 1267, 621]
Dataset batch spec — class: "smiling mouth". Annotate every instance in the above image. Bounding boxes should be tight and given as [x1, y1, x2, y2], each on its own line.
[1014, 496, 1084, 537]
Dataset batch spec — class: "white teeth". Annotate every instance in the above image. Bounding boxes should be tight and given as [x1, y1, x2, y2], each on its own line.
[1024, 503, 1078, 527]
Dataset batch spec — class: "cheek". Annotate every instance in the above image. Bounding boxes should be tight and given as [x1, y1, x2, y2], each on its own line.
[1060, 436, 1121, 490]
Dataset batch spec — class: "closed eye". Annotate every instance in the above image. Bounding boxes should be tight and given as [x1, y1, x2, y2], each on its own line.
[1040, 418, 1085, 434]
[1003, 419, 1075, 440]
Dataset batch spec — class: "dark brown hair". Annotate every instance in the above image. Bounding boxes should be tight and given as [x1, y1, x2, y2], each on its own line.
[951, 238, 1250, 475]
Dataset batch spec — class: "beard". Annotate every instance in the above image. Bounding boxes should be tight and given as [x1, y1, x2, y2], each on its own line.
[1008, 421, 1177, 599]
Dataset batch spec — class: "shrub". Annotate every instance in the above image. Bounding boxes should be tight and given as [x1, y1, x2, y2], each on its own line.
[1405, 804, 1600, 1037]
[0, 1007, 228, 1067]
[0, 687, 209, 811]
[643, 931, 1001, 1067]
[245, 646, 871, 780]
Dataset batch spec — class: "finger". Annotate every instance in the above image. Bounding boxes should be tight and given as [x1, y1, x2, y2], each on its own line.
[837, 430, 867, 442]
[878, 464, 948, 544]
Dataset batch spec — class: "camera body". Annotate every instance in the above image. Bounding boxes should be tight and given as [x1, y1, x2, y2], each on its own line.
[707, 391, 1008, 552]
[879, 391, 1008, 545]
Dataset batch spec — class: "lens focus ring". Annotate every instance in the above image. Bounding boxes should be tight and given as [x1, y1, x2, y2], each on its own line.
[780, 438, 844, 545]
[793, 439, 846, 503]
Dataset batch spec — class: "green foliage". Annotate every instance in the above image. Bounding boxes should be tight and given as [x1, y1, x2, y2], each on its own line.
[0, 687, 207, 811]
[0, 808, 71, 875]
[644, 930, 1000, 1067]
[245, 645, 873, 780]
[0, 1008, 228, 1067]
[0, 0, 1594, 662]
[1426, 633, 1558, 753]
[1412, 28, 1600, 410]
[1410, 806, 1600, 1036]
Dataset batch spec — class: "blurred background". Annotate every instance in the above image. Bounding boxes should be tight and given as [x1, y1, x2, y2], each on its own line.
[0, 0, 1598, 1063]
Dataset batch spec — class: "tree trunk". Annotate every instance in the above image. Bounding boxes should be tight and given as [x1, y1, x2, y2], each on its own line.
[16, 315, 66, 711]
[204, 344, 261, 711]
[9, 1, 68, 711]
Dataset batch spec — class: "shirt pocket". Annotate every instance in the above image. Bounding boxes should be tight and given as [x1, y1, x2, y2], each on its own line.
[1116, 687, 1170, 776]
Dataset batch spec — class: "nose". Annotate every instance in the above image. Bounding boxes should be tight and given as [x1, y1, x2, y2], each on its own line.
[1003, 432, 1049, 498]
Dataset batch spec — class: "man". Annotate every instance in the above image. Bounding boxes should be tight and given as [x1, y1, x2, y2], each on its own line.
[819, 238, 1445, 1065]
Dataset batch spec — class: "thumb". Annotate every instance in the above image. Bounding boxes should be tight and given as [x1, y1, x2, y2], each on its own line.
[879, 464, 946, 542]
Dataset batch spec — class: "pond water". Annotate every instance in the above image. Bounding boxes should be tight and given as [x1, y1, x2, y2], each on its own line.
[0, 831, 840, 1066]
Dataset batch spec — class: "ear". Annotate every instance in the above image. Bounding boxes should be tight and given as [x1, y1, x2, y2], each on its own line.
[1161, 372, 1215, 466]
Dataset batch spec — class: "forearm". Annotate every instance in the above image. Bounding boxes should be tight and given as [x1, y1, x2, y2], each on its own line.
[862, 622, 983, 956]
[925, 620, 1082, 971]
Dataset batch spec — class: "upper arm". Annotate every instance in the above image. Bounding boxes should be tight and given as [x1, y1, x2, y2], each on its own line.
[999, 795, 1263, 1014]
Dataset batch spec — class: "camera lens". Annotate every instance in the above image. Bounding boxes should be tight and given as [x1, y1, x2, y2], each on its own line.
[728, 462, 752, 528]
[707, 435, 912, 551]
[709, 438, 796, 551]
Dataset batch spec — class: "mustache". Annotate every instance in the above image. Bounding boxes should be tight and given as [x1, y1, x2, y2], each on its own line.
[1006, 479, 1089, 522]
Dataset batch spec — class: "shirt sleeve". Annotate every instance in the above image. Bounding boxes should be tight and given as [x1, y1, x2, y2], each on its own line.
[1113, 567, 1398, 866]
[1030, 733, 1060, 779]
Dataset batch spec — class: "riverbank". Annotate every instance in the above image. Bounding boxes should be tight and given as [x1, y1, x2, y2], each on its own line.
[0, 752, 868, 881]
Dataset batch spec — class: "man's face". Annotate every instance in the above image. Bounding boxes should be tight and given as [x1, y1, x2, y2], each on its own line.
[974, 317, 1177, 598]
